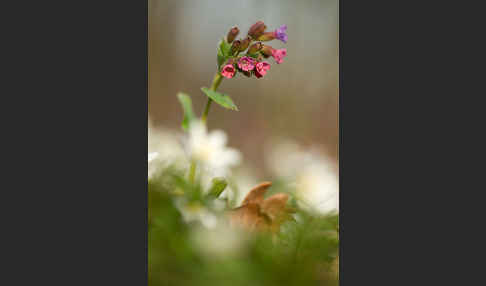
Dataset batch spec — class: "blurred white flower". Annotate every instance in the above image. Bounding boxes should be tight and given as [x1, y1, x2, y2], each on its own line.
[175, 199, 218, 229]
[148, 116, 188, 177]
[220, 167, 259, 207]
[191, 223, 248, 258]
[148, 152, 159, 163]
[295, 160, 339, 214]
[265, 138, 339, 214]
[187, 120, 241, 180]
[148, 152, 159, 178]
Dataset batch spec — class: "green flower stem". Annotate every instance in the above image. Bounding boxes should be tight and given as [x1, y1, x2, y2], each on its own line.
[188, 72, 224, 184]
[188, 160, 197, 184]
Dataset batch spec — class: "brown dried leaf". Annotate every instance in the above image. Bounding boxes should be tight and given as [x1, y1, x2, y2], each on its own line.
[229, 181, 293, 233]
[229, 204, 270, 232]
[260, 193, 289, 221]
[241, 181, 272, 205]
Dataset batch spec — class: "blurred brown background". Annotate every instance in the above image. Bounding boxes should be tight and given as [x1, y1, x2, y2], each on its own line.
[149, 0, 339, 175]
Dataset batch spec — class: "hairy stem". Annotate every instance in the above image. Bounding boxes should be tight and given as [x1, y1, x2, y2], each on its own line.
[189, 72, 224, 184]
[201, 72, 224, 124]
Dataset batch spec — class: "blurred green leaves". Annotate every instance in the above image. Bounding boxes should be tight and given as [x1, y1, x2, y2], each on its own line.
[149, 166, 339, 286]
[201, 87, 238, 111]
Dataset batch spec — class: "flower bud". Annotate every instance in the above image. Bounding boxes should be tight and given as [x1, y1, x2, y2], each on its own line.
[227, 26, 239, 43]
[230, 40, 241, 55]
[248, 21, 266, 39]
[239, 36, 251, 52]
[260, 45, 274, 58]
[247, 42, 263, 54]
[257, 32, 276, 42]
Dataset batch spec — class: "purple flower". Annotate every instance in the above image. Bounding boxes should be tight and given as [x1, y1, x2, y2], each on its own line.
[274, 25, 288, 43]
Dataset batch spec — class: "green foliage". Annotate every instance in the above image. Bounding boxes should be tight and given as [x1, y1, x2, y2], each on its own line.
[149, 167, 339, 286]
[177, 93, 195, 131]
[201, 87, 238, 111]
[217, 38, 232, 70]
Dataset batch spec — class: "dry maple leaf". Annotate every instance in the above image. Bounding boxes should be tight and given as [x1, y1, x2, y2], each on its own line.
[229, 182, 294, 233]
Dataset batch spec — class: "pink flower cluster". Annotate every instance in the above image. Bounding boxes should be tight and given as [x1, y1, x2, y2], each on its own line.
[220, 22, 288, 79]
[221, 56, 271, 79]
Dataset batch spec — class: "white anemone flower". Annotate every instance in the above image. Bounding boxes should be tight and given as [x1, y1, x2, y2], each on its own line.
[148, 116, 187, 177]
[148, 152, 159, 178]
[174, 199, 218, 229]
[295, 160, 339, 214]
[148, 152, 159, 163]
[265, 138, 339, 214]
[220, 167, 259, 207]
[191, 223, 249, 258]
[187, 120, 241, 176]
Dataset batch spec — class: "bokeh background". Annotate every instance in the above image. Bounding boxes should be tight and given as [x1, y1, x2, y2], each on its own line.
[149, 0, 339, 177]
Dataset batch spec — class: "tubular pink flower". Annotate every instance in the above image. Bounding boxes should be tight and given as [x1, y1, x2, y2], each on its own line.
[238, 56, 256, 71]
[271, 48, 287, 64]
[221, 64, 236, 79]
[255, 61, 271, 78]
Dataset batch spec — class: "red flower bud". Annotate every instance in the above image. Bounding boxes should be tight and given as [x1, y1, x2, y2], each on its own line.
[257, 32, 276, 42]
[248, 21, 266, 39]
[239, 36, 252, 52]
[230, 40, 241, 55]
[248, 42, 263, 54]
[227, 26, 239, 43]
[260, 45, 274, 58]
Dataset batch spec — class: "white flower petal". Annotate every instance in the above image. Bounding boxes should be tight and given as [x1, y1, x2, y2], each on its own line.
[266, 139, 339, 215]
[148, 152, 159, 163]
[186, 120, 241, 176]
[208, 130, 227, 148]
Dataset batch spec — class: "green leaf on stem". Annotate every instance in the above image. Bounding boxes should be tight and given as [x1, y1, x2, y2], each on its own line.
[217, 38, 232, 69]
[220, 38, 232, 57]
[201, 87, 238, 111]
[177, 93, 195, 131]
[217, 47, 225, 70]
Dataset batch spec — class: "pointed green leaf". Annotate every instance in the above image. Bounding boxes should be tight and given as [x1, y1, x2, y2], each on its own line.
[217, 49, 225, 69]
[207, 177, 228, 198]
[217, 38, 232, 69]
[177, 93, 195, 131]
[220, 37, 232, 57]
[201, 87, 238, 111]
